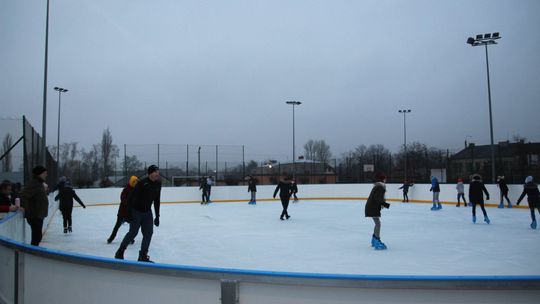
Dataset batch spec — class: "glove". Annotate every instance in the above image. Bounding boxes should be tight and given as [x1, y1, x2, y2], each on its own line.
[382, 202, 390, 209]
[154, 216, 160, 227]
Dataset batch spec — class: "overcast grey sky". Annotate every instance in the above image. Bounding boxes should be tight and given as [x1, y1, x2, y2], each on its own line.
[1, 0, 539, 162]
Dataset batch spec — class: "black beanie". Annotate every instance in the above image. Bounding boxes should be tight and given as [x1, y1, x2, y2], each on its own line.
[147, 165, 159, 175]
[32, 165, 47, 175]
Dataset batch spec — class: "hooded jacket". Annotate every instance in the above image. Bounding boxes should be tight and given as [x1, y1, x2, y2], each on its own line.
[469, 179, 490, 203]
[55, 185, 85, 211]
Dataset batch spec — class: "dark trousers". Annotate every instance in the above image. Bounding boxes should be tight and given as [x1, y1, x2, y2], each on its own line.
[280, 196, 290, 218]
[403, 192, 409, 202]
[500, 191, 511, 204]
[530, 207, 540, 222]
[472, 202, 487, 217]
[119, 209, 153, 254]
[457, 193, 467, 205]
[26, 218, 44, 246]
[61, 206, 73, 228]
[109, 216, 125, 241]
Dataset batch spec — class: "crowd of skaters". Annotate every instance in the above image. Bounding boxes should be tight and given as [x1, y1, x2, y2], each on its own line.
[1, 165, 538, 261]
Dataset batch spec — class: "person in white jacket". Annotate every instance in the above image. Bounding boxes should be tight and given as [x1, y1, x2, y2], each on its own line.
[456, 178, 467, 207]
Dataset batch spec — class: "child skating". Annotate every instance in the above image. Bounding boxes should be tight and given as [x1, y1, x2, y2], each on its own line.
[398, 180, 413, 202]
[430, 176, 442, 210]
[516, 176, 540, 229]
[456, 178, 468, 207]
[468, 174, 490, 224]
[365, 173, 390, 250]
[54, 179, 86, 233]
[497, 176, 512, 208]
[108, 175, 138, 243]
[247, 175, 257, 205]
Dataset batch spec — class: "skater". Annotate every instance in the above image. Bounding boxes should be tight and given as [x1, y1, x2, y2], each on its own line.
[51, 176, 67, 193]
[54, 179, 86, 233]
[1, 180, 20, 213]
[398, 180, 413, 202]
[365, 173, 390, 250]
[469, 174, 490, 224]
[199, 176, 209, 204]
[247, 175, 257, 204]
[206, 176, 214, 203]
[108, 175, 139, 243]
[115, 165, 161, 263]
[291, 179, 299, 203]
[456, 178, 467, 207]
[430, 176, 442, 210]
[516, 176, 540, 229]
[273, 175, 294, 220]
[20, 166, 49, 246]
[497, 176, 512, 208]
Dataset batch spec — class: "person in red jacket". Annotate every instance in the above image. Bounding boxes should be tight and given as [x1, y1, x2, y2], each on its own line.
[0, 180, 20, 213]
[107, 175, 139, 243]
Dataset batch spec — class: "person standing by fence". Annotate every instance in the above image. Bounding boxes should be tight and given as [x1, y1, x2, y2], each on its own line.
[20, 166, 49, 246]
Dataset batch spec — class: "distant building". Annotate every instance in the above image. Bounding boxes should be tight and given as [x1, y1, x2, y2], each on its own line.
[252, 160, 337, 185]
[449, 141, 540, 183]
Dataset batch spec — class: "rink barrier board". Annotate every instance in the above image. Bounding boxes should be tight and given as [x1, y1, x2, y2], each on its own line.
[1, 234, 540, 291]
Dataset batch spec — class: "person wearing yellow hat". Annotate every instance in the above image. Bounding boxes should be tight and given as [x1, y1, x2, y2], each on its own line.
[107, 175, 139, 244]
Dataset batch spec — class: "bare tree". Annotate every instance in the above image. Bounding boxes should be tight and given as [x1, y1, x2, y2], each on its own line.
[122, 155, 143, 174]
[100, 127, 119, 180]
[1, 133, 13, 172]
[303, 139, 332, 163]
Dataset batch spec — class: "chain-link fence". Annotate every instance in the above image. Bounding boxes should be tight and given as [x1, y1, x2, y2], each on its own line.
[0, 116, 56, 186]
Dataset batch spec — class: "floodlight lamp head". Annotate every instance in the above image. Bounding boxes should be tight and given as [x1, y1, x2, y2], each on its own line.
[484, 33, 491, 39]
[492, 32, 500, 38]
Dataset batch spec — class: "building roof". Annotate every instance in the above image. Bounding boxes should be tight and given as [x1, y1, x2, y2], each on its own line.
[452, 142, 540, 160]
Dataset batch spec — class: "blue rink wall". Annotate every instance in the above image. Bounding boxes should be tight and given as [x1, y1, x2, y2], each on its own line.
[1, 184, 539, 304]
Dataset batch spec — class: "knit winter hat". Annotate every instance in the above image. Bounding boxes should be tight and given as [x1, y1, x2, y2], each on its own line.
[525, 176, 533, 184]
[32, 165, 47, 175]
[128, 175, 139, 187]
[147, 165, 159, 175]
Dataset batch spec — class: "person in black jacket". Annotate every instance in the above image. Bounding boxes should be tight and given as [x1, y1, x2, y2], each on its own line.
[199, 177, 209, 204]
[1, 180, 20, 213]
[468, 174, 490, 224]
[273, 175, 294, 220]
[365, 173, 390, 250]
[247, 175, 257, 205]
[291, 179, 299, 203]
[398, 180, 413, 202]
[54, 179, 86, 233]
[115, 165, 161, 263]
[497, 176, 512, 208]
[516, 176, 540, 229]
[20, 166, 49, 246]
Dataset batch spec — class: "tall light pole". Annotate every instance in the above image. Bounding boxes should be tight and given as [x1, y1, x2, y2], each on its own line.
[467, 32, 501, 184]
[399, 109, 411, 181]
[41, 0, 51, 165]
[54, 87, 68, 175]
[286, 101, 302, 176]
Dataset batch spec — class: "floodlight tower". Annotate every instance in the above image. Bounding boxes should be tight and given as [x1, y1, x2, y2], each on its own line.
[466, 32, 501, 184]
[286, 101, 302, 175]
[399, 109, 411, 182]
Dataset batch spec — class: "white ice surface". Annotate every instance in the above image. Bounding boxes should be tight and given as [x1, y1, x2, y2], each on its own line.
[42, 200, 540, 276]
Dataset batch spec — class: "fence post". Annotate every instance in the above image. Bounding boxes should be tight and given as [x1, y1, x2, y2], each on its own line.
[220, 279, 239, 304]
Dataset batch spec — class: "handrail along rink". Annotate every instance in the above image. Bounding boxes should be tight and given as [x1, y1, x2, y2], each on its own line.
[1, 184, 540, 304]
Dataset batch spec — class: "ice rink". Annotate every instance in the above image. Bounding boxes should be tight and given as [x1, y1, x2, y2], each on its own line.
[42, 199, 540, 276]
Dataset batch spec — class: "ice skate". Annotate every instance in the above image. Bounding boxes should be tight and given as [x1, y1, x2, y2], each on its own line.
[138, 251, 154, 263]
[507, 203, 512, 208]
[371, 235, 377, 247]
[484, 216, 490, 224]
[107, 237, 113, 244]
[114, 248, 125, 260]
[472, 215, 476, 223]
[437, 203, 442, 210]
[430, 203, 437, 211]
[456, 203, 460, 207]
[373, 237, 387, 250]
[285, 215, 291, 220]
[498, 203, 504, 208]
[68, 226, 72, 233]
[64, 227, 68, 234]
[531, 220, 537, 229]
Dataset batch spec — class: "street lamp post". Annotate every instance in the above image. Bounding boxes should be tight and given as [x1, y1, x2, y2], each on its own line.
[286, 101, 302, 176]
[54, 87, 68, 174]
[467, 32, 501, 184]
[197, 146, 201, 178]
[398, 109, 411, 181]
[41, 0, 51, 165]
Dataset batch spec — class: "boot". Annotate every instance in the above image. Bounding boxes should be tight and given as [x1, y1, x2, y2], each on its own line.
[437, 203, 442, 210]
[68, 226, 72, 233]
[285, 214, 291, 220]
[138, 251, 154, 263]
[472, 215, 476, 224]
[498, 203, 504, 208]
[114, 248, 125, 260]
[107, 237, 113, 244]
[484, 216, 490, 224]
[430, 203, 437, 211]
[507, 202, 512, 208]
[531, 220, 537, 229]
[64, 227, 68, 234]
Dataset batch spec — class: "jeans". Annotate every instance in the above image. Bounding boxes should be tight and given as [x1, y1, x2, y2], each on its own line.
[119, 209, 153, 253]
[26, 218, 44, 246]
